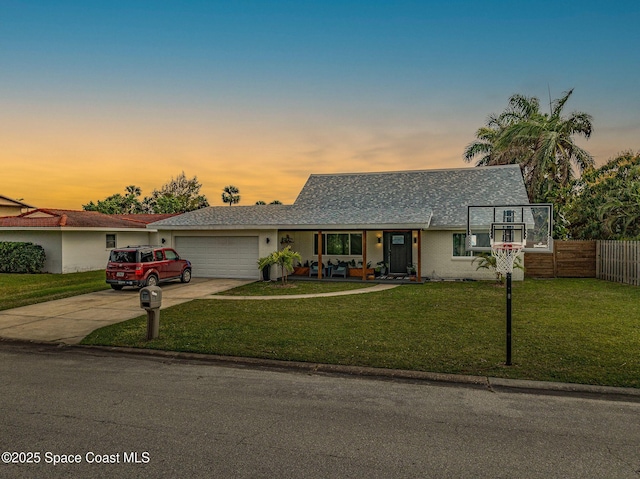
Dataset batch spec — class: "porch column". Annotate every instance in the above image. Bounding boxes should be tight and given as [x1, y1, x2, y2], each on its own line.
[417, 229, 422, 282]
[317, 230, 323, 279]
[362, 230, 367, 281]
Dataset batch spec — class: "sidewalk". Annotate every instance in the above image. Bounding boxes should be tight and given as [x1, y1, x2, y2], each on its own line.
[207, 283, 398, 300]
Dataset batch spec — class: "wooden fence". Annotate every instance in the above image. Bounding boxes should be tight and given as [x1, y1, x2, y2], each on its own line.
[597, 240, 640, 286]
[525, 241, 596, 278]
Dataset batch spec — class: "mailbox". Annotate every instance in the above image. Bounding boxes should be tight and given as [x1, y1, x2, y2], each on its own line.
[140, 286, 162, 310]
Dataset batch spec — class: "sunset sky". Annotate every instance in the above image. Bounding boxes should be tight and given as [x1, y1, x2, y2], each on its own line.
[2, 1, 639, 209]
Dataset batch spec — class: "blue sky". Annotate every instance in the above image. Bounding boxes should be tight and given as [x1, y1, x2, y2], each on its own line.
[2, 0, 639, 207]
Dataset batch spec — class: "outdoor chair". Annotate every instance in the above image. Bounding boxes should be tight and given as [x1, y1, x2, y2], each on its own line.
[309, 261, 324, 277]
[331, 261, 348, 278]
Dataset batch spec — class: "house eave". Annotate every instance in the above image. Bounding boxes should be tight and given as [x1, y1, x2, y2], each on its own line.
[150, 224, 277, 231]
[276, 223, 431, 231]
[0, 227, 152, 232]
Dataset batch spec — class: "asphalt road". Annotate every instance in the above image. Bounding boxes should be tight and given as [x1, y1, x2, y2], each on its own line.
[1, 342, 639, 478]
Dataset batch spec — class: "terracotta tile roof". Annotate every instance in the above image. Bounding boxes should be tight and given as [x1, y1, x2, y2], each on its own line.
[0, 209, 171, 229]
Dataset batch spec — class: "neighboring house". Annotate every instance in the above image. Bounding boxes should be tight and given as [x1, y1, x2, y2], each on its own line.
[149, 165, 530, 281]
[0, 209, 175, 273]
[0, 195, 36, 217]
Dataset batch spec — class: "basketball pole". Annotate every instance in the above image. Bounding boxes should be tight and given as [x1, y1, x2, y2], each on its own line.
[506, 271, 512, 366]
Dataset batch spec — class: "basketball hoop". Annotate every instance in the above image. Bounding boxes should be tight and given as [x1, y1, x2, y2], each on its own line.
[491, 242, 524, 275]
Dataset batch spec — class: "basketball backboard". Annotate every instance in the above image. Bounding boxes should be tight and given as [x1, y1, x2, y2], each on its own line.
[466, 204, 553, 253]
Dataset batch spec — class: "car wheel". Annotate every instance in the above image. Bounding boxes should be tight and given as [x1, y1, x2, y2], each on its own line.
[146, 275, 159, 287]
[181, 268, 192, 283]
[110, 284, 123, 291]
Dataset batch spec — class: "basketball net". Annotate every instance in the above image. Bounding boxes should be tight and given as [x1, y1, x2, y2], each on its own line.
[491, 242, 523, 275]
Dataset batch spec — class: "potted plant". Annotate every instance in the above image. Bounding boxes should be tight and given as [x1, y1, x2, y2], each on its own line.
[377, 261, 388, 276]
[257, 252, 278, 281]
[348, 260, 374, 278]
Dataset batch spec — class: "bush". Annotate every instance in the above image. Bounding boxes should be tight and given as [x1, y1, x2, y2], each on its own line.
[0, 242, 46, 273]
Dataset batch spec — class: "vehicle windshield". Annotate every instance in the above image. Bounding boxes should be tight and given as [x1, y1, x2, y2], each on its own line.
[109, 250, 137, 263]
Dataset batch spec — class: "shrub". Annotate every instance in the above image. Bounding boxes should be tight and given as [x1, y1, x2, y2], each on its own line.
[0, 242, 46, 273]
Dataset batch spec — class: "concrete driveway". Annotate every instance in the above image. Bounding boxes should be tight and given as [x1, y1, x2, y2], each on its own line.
[0, 278, 252, 345]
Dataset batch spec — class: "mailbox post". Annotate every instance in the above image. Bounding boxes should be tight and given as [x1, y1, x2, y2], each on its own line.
[140, 286, 162, 340]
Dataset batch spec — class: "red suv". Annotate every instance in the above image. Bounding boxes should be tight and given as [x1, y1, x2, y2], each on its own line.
[106, 246, 192, 290]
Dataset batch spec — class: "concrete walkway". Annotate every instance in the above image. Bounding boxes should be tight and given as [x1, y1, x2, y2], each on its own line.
[0, 278, 253, 344]
[207, 283, 398, 300]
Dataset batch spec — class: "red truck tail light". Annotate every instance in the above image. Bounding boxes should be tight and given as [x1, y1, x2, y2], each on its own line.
[135, 266, 144, 277]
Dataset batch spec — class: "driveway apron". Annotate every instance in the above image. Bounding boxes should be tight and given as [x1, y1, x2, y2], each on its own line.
[0, 278, 252, 345]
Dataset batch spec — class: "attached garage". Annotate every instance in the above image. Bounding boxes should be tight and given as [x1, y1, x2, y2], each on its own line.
[175, 236, 260, 279]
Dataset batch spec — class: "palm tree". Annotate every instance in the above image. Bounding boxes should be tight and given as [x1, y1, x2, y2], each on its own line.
[465, 89, 594, 203]
[221, 185, 240, 206]
[463, 94, 540, 167]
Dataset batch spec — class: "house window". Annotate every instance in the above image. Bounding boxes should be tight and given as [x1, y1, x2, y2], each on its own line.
[453, 233, 490, 257]
[314, 233, 363, 255]
[106, 234, 116, 249]
[350, 234, 362, 255]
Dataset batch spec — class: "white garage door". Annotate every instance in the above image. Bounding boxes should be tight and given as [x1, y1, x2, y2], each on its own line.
[175, 236, 259, 279]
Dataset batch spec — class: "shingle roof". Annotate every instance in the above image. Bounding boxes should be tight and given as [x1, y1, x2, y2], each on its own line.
[150, 165, 529, 230]
[0, 209, 175, 228]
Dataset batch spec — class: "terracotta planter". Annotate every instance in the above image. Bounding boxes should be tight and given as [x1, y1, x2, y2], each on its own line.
[293, 267, 310, 276]
[348, 268, 374, 278]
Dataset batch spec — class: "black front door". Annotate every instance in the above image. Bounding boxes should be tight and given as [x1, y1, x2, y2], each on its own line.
[385, 232, 412, 274]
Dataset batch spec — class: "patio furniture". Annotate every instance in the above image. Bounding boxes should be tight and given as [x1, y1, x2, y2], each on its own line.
[331, 262, 348, 278]
[309, 262, 325, 277]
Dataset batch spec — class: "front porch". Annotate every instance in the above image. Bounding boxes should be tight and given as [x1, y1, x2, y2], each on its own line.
[277, 229, 423, 282]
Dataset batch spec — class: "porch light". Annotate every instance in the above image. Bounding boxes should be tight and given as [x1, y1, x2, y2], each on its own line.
[377, 237, 382, 244]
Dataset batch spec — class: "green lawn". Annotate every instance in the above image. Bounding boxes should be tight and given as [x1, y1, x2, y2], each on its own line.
[82, 278, 640, 388]
[0, 270, 109, 311]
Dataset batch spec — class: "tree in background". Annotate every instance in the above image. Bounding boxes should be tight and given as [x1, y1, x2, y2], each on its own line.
[83, 173, 208, 214]
[83, 185, 143, 214]
[222, 185, 240, 206]
[256, 200, 282, 205]
[567, 151, 640, 240]
[143, 172, 209, 213]
[464, 89, 594, 203]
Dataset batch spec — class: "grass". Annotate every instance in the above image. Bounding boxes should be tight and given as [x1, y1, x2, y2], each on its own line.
[0, 270, 109, 311]
[215, 280, 374, 296]
[82, 278, 640, 388]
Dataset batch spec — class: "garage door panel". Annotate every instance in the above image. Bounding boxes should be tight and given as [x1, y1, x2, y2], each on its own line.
[175, 236, 259, 279]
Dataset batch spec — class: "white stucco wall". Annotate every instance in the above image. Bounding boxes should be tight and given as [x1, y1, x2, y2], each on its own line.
[421, 230, 524, 281]
[60, 230, 152, 273]
[0, 230, 63, 273]
[0, 229, 156, 273]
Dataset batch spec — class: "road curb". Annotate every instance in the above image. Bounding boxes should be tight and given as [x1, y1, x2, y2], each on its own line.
[66, 342, 640, 401]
